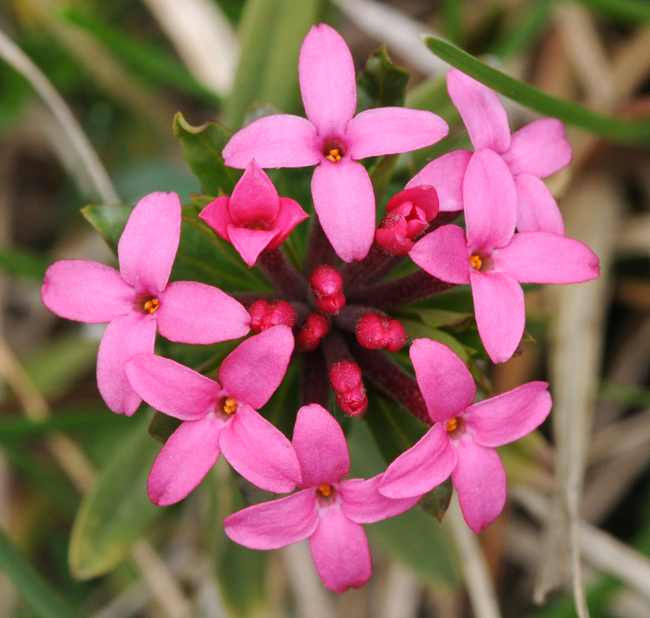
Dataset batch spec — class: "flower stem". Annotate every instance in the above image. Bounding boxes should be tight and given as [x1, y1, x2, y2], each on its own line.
[257, 248, 307, 300]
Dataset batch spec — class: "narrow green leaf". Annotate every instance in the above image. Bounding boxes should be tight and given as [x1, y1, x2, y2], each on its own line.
[574, 0, 650, 24]
[489, 0, 553, 60]
[424, 36, 650, 144]
[0, 527, 81, 618]
[0, 246, 49, 280]
[69, 413, 163, 579]
[356, 47, 410, 113]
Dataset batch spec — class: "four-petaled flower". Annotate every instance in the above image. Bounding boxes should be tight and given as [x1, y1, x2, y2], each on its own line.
[379, 339, 552, 533]
[222, 24, 449, 262]
[224, 403, 420, 593]
[41, 192, 251, 415]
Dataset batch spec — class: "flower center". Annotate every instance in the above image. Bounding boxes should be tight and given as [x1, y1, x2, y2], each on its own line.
[135, 293, 160, 314]
[469, 255, 482, 271]
[316, 483, 336, 505]
[469, 252, 492, 272]
[222, 397, 238, 415]
[322, 138, 346, 163]
[446, 416, 465, 439]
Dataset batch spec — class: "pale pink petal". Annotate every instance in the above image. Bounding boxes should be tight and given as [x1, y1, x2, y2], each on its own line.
[265, 197, 309, 249]
[502, 118, 572, 178]
[293, 404, 350, 487]
[492, 232, 600, 284]
[463, 150, 517, 251]
[223, 115, 320, 169]
[451, 438, 507, 533]
[515, 174, 565, 235]
[147, 415, 223, 506]
[346, 108, 448, 159]
[118, 192, 180, 294]
[220, 405, 301, 493]
[97, 313, 157, 415]
[226, 226, 279, 267]
[125, 353, 220, 420]
[379, 424, 457, 498]
[311, 159, 375, 262]
[466, 381, 551, 447]
[156, 281, 251, 343]
[299, 24, 356, 136]
[41, 260, 133, 323]
[339, 476, 420, 523]
[218, 325, 294, 409]
[198, 196, 233, 241]
[408, 225, 470, 285]
[410, 339, 476, 422]
[447, 69, 511, 153]
[228, 161, 280, 223]
[405, 150, 472, 212]
[471, 271, 525, 364]
[224, 490, 319, 550]
[309, 507, 371, 593]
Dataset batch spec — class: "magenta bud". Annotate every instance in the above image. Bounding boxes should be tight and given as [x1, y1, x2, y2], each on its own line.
[328, 361, 367, 416]
[310, 265, 346, 314]
[297, 311, 331, 351]
[249, 300, 296, 333]
[356, 313, 407, 353]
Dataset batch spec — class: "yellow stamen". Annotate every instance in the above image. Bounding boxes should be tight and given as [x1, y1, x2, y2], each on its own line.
[143, 298, 160, 313]
[446, 417, 458, 433]
[223, 397, 238, 415]
[318, 483, 332, 497]
[325, 148, 341, 163]
[469, 255, 482, 271]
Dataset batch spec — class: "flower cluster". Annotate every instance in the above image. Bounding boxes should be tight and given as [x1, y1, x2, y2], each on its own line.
[41, 24, 599, 593]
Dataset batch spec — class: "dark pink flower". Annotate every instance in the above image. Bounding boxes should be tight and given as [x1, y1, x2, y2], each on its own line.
[222, 24, 448, 262]
[379, 339, 552, 533]
[125, 326, 300, 505]
[199, 161, 308, 267]
[224, 404, 419, 593]
[41, 192, 251, 415]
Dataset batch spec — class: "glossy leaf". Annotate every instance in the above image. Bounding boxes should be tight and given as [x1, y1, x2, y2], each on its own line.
[82, 204, 131, 254]
[356, 46, 410, 113]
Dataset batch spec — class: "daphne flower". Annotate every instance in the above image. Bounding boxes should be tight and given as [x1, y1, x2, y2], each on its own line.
[223, 24, 448, 262]
[125, 325, 299, 505]
[409, 150, 599, 363]
[379, 339, 552, 533]
[407, 69, 571, 234]
[224, 403, 420, 593]
[199, 160, 308, 267]
[41, 192, 251, 415]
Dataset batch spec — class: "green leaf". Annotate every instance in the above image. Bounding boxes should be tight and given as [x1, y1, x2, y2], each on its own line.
[173, 112, 238, 196]
[574, 0, 650, 24]
[0, 527, 81, 618]
[356, 46, 410, 113]
[69, 413, 163, 579]
[416, 308, 473, 329]
[424, 36, 650, 144]
[418, 479, 453, 522]
[148, 411, 182, 444]
[82, 203, 131, 254]
[0, 245, 49, 280]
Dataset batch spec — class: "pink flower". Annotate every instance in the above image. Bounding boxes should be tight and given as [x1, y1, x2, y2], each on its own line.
[222, 24, 449, 262]
[379, 339, 552, 533]
[407, 69, 571, 234]
[199, 161, 308, 267]
[224, 403, 420, 593]
[409, 149, 600, 363]
[125, 326, 300, 506]
[41, 192, 251, 416]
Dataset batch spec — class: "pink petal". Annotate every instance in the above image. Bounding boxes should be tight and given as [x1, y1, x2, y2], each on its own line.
[156, 281, 250, 343]
[41, 260, 133, 323]
[147, 415, 223, 506]
[223, 115, 320, 169]
[265, 197, 310, 249]
[218, 325, 294, 409]
[405, 150, 472, 212]
[118, 192, 181, 294]
[471, 271, 525, 364]
[228, 161, 280, 224]
[220, 405, 301, 493]
[451, 438, 507, 533]
[226, 226, 279, 267]
[409, 225, 470, 285]
[198, 197, 233, 241]
[379, 424, 457, 499]
[502, 118, 572, 178]
[515, 174, 565, 235]
[339, 476, 420, 523]
[492, 232, 600, 284]
[410, 339, 476, 422]
[224, 490, 319, 550]
[293, 404, 350, 487]
[299, 24, 356, 136]
[386, 185, 439, 220]
[447, 69, 511, 153]
[97, 313, 157, 415]
[466, 381, 551, 447]
[346, 108, 448, 160]
[311, 159, 375, 262]
[309, 507, 371, 593]
[463, 150, 517, 252]
[125, 353, 220, 420]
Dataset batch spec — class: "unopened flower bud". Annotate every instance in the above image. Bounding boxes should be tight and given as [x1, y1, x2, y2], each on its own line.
[297, 311, 330, 351]
[356, 313, 407, 353]
[310, 265, 346, 314]
[249, 300, 296, 333]
[328, 361, 367, 416]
